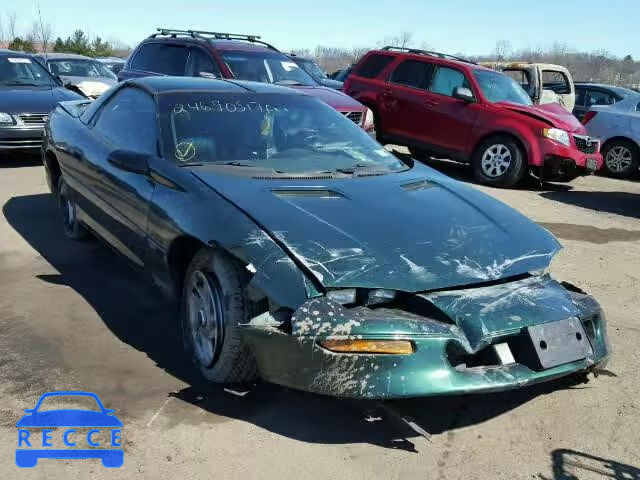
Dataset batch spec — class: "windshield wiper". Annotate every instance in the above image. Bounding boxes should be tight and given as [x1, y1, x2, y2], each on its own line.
[0, 80, 44, 87]
[274, 80, 305, 86]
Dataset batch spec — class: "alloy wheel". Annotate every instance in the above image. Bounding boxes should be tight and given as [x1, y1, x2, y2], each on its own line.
[481, 144, 512, 178]
[606, 146, 633, 173]
[187, 270, 224, 368]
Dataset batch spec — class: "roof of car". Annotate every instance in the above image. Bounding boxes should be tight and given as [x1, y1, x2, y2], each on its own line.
[370, 48, 485, 71]
[36, 52, 95, 60]
[0, 49, 30, 56]
[129, 76, 305, 95]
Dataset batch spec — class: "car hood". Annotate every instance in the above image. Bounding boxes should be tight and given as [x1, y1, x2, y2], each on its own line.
[16, 410, 123, 427]
[0, 86, 82, 113]
[60, 76, 116, 97]
[317, 77, 344, 90]
[192, 164, 560, 292]
[498, 101, 584, 132]
[291, 85, 365, 111]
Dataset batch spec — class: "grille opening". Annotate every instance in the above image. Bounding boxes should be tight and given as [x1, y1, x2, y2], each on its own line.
[447, 332, 543, 371]
[342, 111, 363, 125]
[573, 135, 598, 155]
[582, 317, 596, 343]
[18, 113, 48, 125]
[373, 293, 455, 325]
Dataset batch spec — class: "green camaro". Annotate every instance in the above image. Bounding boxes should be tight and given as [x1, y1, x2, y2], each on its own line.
[44, 77, 610, 399]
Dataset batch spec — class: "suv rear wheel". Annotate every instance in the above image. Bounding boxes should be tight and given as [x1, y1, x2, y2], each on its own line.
[472, 135, 527, 187]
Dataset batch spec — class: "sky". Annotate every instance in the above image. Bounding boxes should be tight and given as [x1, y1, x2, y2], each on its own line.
[4, 0, 640, 58]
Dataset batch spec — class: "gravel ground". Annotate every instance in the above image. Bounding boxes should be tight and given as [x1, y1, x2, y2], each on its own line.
[0, 155, 638, 480]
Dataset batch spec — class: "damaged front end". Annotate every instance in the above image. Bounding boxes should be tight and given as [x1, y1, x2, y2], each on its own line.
[241, 274, 610, 399]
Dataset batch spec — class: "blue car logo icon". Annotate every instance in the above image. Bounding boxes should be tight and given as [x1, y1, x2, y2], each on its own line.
[16, 391, 123, 468]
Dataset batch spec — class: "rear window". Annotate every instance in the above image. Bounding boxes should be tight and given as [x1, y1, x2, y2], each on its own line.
[389, 60, 434, 89]
[130, 43, 188, 75]
[355, 54, 394, 79]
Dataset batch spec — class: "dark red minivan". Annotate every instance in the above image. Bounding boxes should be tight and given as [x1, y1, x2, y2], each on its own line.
[345, 47, 602, 187]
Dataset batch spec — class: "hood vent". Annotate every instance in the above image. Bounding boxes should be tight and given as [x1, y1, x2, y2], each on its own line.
[253, 175, 334, 180]
[400, 179, 435, 192]
[272, 188, 343, 199]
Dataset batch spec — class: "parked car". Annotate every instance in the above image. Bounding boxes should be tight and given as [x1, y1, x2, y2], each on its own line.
[330, 65, 353, 82]
[345, 47, 602, 187]
[480, 62, 575, 111]
[0, 49, 83, 153]
[119, 29, 373, 134]
[573, 82, 637, 121]
[288, 54, 343, 90]
[34, 53, 117, 98]
[582, 93, 640, 178]
[42, 76, 610, 398]
[96, 56, 126, 75]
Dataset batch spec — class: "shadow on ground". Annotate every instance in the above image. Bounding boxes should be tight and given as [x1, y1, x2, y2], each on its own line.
[0, 152, 42, 168]
[539, 449, 640, 479]
[2, 192, 597, 451]
[540, 190, 640, 219]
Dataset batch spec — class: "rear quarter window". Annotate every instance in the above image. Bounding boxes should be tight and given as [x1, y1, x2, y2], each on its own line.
[355, 54, 394, 79]
[130, 43, 188, 75]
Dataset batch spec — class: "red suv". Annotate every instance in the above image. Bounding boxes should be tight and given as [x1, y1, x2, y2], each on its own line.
[120, 29, 373, 134]
[344, 47, 603, 187]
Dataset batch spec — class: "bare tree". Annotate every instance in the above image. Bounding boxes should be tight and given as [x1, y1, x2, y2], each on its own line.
[379, 31, 413, 49]
[33, 5, 53, 53]
[493, 40, 512, 61]
[7, 11, 17, 40]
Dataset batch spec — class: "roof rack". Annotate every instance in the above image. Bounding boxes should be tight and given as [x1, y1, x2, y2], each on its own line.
[381, 46, 476, 65]
[151, 28, 279, 51]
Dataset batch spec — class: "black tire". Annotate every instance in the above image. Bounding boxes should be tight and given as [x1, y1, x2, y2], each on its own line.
[472, 135, 527, 187]
[58, 175, 88, 240]
[181, 248, 258, 384]
[408, 147, 431, 160]
[601, 139, 640, 179]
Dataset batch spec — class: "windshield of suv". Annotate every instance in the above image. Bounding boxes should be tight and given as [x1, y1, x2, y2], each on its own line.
[221, 50, 317, 86]
[0, 55, 56, 87]
[473, 69, 533, 105]
[298, 59, 327, 79]
[48, 59, 117, 80]
[158, 92, 406, 175]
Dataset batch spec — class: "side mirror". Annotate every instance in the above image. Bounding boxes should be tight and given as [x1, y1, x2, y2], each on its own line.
[107, 150, 150, 174]
[453, 86, 475, 103]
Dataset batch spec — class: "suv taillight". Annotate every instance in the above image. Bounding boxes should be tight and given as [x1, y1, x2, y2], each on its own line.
[582, 111, 598, 125]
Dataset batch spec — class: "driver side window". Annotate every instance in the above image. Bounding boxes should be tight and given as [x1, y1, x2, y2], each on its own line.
[94, 87, 157, 155]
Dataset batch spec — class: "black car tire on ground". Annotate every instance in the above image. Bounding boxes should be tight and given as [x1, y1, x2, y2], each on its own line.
[472, 135, 527, 187]
[58, 175, 88, 240]
[181, 248, 258, 384]
[602, 139, 640, 179]
[408, 147, 432, 160]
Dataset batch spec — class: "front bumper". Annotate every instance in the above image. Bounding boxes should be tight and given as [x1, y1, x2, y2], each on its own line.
[0, 126, 45, 151]
[539, 135, 603, 181]
[242, 276, 610, 399]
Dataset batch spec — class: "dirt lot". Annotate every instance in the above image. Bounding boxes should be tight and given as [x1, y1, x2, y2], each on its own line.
[1, 155, 639, 480]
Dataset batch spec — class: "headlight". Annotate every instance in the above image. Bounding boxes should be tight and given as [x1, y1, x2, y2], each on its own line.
[327, 289, 357, 305]
[362, 108, 375, 131]
[366, 289, 397, 306]
[543, 128, 570, 146]
[0, 112, 15, 125]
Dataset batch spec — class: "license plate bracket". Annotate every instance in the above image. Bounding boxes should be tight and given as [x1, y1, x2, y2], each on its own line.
[586, 158, 598, 171]
[527, 317, 593, 369]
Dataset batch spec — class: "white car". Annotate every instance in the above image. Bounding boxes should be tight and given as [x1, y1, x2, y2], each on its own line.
[583, 94, 640, 178]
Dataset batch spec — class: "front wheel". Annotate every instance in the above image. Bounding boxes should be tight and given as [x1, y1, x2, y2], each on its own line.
[472, 135, 527, 187]
[602, 140, 639, 179]
[181, 248, 258, 384]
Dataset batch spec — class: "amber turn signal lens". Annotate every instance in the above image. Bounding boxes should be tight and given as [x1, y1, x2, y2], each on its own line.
[319, 339, 415, 354]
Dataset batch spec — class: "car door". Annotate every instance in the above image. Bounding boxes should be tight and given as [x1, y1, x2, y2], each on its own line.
[381, 58, 435, 141]
[81, 86, 158, 267]
[419, 65, 480, 154]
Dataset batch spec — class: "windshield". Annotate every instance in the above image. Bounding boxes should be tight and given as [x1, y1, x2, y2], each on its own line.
[221, 50, 317, 86]
[298, 59, 327, 79]
[0, 55, 56, 87]
[48, 59, 117, 80]
[473, 69, 533, 105]
[158, 92, 406, 175]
